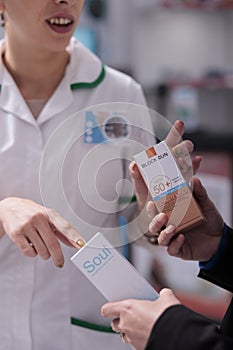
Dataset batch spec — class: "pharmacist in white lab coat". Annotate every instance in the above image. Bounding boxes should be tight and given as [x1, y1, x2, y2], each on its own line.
[0, 0, 157, 350]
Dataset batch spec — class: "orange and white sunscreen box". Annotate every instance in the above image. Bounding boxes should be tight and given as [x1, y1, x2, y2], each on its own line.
[134, 141, 204, 232]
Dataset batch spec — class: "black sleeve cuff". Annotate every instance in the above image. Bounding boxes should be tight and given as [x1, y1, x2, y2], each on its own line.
[146, 304, 224, 350]
[198, 226, 233, 293]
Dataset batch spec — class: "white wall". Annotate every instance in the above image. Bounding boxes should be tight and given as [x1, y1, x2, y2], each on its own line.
[130, 8, 233, 86]
[99, 0, 132, 70]
[79, 0, 132, 71]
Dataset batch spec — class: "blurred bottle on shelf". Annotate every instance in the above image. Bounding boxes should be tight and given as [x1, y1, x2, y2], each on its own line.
[159, 0, 233, 8]
[167, 86, 200, 132]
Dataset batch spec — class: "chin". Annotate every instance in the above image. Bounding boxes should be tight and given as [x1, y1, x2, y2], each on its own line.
[47, 37, 72, 53]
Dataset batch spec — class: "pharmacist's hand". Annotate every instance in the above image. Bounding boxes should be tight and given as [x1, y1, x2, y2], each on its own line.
[0, 197, 85, 267]
[101, 289, 180, 350]
[147, 178, 224, 261]
[129, 120, 202, 212]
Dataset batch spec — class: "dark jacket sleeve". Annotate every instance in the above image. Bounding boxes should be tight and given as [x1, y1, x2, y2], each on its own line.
[146, 225, 233, 350]
[146, 304, 233, 350]
[198, 226, 233, 293]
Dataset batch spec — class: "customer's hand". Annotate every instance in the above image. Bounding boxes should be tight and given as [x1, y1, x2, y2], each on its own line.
[101, 288, 180, 350]
[130, 120, 202, 231]
[147, 177, 224, 261]
[0, 197, 85, 267]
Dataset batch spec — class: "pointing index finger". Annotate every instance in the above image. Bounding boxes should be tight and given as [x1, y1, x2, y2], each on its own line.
[47, 209, 86, 248]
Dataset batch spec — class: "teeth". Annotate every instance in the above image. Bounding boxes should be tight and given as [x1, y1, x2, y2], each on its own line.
[48, 18, 72, 25]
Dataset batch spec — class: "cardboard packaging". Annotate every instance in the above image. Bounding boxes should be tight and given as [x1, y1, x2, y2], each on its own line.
[134, 141, 204, 233]
[71, 232, 158, 303]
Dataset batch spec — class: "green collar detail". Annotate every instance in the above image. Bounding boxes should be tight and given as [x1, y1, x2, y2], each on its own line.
[0, 65, 105, 94]
[70, 64, 106, 91]
[71, 317, 116, 333]
[118, 194, 137, 205]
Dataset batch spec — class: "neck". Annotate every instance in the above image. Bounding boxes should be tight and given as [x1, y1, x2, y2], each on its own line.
[2, 40, 70, 100]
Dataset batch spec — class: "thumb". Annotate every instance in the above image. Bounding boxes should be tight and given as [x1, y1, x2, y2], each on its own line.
[159, 288, 175, 298]
[159, 288, 181, 306]
[129, 161, 151, 209]
[191, 177, 208, 203]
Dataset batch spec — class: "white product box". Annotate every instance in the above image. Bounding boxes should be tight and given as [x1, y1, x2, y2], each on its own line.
[71, 232, 158, 303]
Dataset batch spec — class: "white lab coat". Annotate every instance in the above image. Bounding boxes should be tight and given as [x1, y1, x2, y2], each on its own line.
[0, 38, 154, 350]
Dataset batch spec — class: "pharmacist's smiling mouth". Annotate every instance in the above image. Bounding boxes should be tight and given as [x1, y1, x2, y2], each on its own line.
[47, 17, 73, 26]
[46, 15, 75, 33]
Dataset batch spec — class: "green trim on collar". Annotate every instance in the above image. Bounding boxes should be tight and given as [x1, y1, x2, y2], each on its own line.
[118, 194, 137, 205]
[71, 317, 116, 333]
[70, 65, 106, 91]
[0, 66, 105, 93]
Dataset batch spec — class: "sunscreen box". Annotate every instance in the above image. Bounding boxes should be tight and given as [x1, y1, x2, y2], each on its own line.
[71, 232, 158, 302]
[134, 141, 204, 233]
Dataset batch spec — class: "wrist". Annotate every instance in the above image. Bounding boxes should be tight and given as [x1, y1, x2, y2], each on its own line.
[199, 222, 228, 270]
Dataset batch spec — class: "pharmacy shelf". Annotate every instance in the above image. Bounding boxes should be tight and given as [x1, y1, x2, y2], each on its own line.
[184, 132, 233, 152]
[163, 77, 233, 89]
[159, 1, 233, 10]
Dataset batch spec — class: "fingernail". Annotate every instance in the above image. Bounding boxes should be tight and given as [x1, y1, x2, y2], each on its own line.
[76, 239, 86, 248]
[148, 236, 158, 245]
[166, 225, 175, 234]
[57, 262, 64, 268]
[130, 161, 141, 178]
[157, 213, 164, 223]
[174, 148, 182, 157]
[130, 161, 136, 171]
